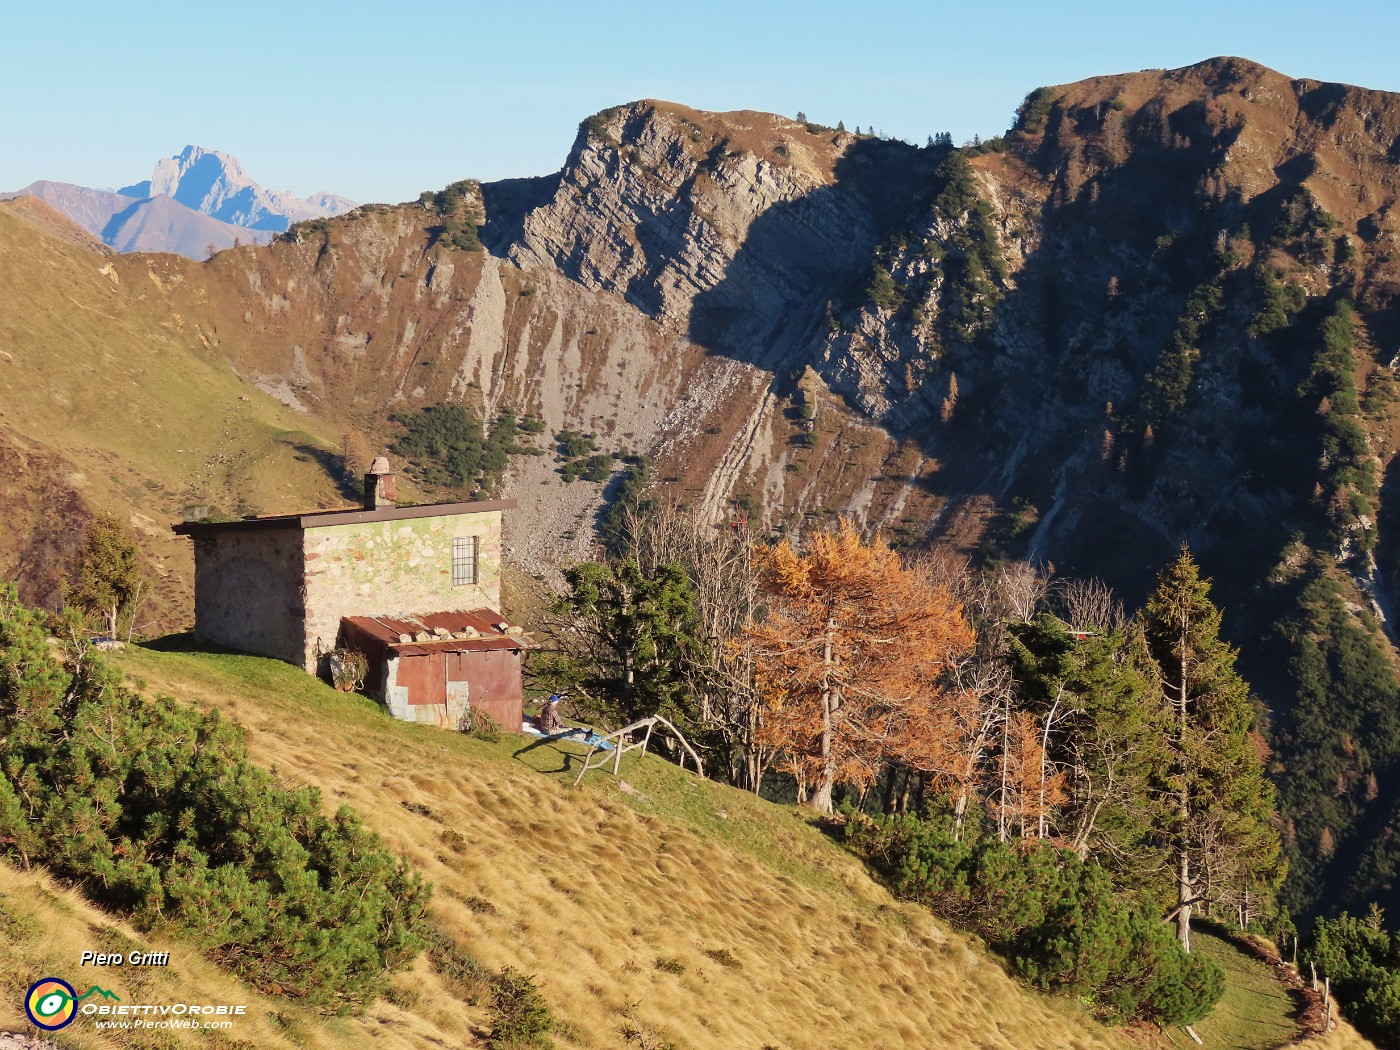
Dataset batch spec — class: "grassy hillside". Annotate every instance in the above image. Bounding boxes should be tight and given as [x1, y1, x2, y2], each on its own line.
[0, 641, 1374, 1049]
[0, 200, 350, 624]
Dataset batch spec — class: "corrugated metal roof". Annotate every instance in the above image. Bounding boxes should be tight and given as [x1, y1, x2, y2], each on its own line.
[391, 637, 525, 656]
[342, 609, 527, 653]
[419, 609, 512, 635]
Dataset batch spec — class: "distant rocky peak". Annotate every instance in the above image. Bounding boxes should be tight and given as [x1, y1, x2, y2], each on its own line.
[150, 145, 252, 209]
[136, 145, 356, 233]
[304, 190, 358, 213]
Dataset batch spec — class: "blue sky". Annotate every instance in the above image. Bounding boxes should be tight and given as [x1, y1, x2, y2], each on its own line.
[2, 1, 1396, 204]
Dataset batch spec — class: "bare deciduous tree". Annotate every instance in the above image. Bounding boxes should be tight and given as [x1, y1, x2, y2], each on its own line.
[1055, 576, 1126, 633]
[622, 502, 768, 790]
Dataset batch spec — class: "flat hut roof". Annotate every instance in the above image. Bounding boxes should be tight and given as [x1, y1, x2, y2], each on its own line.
[342, 609, 527, 657]
[173, 498, 517, 537]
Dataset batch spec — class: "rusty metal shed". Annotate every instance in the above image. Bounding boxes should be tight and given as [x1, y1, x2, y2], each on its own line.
[340, 609, 526, 730]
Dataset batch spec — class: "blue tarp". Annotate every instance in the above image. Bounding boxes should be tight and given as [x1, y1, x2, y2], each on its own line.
[519, 723, 615, 750]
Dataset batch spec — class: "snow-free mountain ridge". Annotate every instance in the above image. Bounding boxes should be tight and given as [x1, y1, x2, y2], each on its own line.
[0, 145, 355, 258]
[122, 144, 356, 232]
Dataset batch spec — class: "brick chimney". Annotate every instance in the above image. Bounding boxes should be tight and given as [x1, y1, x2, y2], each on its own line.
[363, 456, 397, 510]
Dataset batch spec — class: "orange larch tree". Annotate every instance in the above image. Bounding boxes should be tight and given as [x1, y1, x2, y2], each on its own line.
[743, 522, 975, 813]
[998, 711, 1069, 839]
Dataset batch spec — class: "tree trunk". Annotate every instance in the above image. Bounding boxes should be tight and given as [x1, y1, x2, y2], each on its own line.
[1038, 688, 1062, 839]
[883, 766, 901, 815]
[808, 621, 838, 814]
[623, 649, 635, 716]
[1178, 841, 1192, 952]
[998, 691, 1010, 842]
[1177, 610, 1193, 953]
[744, 675, 764, 794]
[809, 696, 836, 812]
[952, 787, 968, 840]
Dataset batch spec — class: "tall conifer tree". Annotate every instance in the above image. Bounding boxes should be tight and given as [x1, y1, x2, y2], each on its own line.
[1139, 548, 1282, 951]
[1008, 615, 1169, 883]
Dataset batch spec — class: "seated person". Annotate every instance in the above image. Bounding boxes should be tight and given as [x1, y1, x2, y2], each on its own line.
[539, 693, 565, 733]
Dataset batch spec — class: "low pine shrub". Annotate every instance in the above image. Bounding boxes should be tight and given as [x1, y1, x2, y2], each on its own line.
[1308, 909, 1400, 1048]
[844, 811, 1223, 1026]
[0, 588, 431, 1012]
[488, 967, 556, 1049]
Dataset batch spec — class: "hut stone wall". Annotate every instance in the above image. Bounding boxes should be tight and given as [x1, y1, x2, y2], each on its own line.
[190, 528, 305, 665]
[300, 511, 503, 670]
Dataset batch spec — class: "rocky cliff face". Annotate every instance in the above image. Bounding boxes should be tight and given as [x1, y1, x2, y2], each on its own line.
[38, 62, 1400, 594]
[161, 166, 940, 569]
[507, 104, 879, 346]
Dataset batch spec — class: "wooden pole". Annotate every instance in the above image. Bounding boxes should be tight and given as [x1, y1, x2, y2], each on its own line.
[653, 716, 704, 776]
[572, 715, 704, 785]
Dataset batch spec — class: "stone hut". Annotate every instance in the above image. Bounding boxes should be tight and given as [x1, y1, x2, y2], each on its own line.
[173, 461, 524, 728]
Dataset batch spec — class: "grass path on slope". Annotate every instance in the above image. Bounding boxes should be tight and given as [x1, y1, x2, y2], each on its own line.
[1185, 928, 1298, 1049]
[1182, 929, 1381, 1050]
[120, 642, 1143, 1050]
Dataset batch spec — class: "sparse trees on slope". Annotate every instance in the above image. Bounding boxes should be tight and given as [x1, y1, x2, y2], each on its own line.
[743, 523, 974, 813]
[1139, 548, 1282, 951]
[623, 501, 766, 789]
[926, 554, 1051, 836]
[1274, 561, 1400, 921]
[1305, 302, 1378, 558]
[998, 710, 1067, 839]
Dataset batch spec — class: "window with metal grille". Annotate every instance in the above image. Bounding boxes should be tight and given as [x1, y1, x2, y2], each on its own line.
[452, 536, 478, 586]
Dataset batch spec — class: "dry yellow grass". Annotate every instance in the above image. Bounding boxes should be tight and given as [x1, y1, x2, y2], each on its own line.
[1, 643, 1378, 1050]
[1306, 1022, 1385, 1050]
[0, 202, 353, 627]
[0, 861, 457, 1050]
[131, 646, 1130, 1049]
